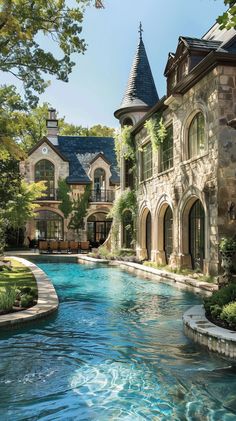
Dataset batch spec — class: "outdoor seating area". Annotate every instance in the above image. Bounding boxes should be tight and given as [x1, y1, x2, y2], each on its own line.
[38, 240, 91, 254]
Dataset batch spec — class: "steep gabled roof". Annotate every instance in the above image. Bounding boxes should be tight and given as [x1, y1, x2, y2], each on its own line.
[180, 36, 222, 51]
[115, 31, 158, 117]
[28, 137, 68, 161]
[55, 136, 119, 184]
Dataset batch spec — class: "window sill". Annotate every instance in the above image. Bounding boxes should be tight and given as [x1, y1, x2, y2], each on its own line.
[157, 167, 174, 177]
[181, 151, 208, 166]
[139, 176, 154, 184]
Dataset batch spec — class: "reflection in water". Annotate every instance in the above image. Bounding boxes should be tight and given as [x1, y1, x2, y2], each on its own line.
[0, 263, 235, 420]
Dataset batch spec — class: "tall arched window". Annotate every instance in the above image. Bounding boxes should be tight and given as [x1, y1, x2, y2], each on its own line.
[189, 200, 205, 270]
[122, 210, 133, 249]
[188, 112, 205, 159]
[164, 206, 173, 263]
[35, 210, 63, 240]
[146, 211, 152, 260]
[35, 160, 55, 199]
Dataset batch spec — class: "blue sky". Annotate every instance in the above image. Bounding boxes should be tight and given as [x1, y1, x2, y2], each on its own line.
[2, 0, 227, 128]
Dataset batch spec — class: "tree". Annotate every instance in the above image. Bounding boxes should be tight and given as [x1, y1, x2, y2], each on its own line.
[5, 180, 46, 246]
[69, 184, 91, 237]
[57, 178, 73, 218]
[217, 2, 236, 29]
[0, 0, 104, 105]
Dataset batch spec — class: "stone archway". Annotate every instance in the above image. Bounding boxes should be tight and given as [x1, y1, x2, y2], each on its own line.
[138, 207, 152, 260]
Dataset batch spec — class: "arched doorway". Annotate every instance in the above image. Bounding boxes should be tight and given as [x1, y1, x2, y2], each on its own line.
[164, 206, 173, 263]
[122, 210, 133, 249]
[87, 212, 112, 247]
[34, 210, 63, 240]
[189, 200, 205, 270]
[146, 211, 152, 260]
[35, 160, 55, 199]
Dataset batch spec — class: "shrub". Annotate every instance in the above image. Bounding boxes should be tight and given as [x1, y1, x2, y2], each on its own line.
[220, 302, 236, 327]
[209, 304, 222, 319]
[219, 237, 236, 252]
[20, 294, 34, 308]
[204, 283, 236, 314]
[0, 286, 17, 312]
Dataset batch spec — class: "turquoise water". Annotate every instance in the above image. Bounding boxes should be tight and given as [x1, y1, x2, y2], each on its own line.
[0, 263, 236, 420]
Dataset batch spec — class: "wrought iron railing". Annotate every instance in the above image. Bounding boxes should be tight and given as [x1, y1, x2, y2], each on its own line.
[89, 189, 115, 203]
[36, 189, 59, 201]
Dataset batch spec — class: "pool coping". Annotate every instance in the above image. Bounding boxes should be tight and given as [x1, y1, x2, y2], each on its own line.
[183, 305, 236, 359]
[77, 255, 218, 294]
[0, 257, 59, 328]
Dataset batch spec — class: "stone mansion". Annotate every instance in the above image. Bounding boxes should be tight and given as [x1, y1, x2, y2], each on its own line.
[115, 21, 236, 276]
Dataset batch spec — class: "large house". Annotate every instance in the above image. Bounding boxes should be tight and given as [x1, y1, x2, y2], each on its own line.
[115, 22, 236, 275]
[20, 110, 119, 247]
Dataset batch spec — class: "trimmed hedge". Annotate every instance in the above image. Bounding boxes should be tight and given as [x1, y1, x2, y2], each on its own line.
[204, 284, 236, 330]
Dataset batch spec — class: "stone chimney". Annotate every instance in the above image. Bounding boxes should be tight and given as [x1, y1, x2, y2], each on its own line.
[46, 108, 59, 145]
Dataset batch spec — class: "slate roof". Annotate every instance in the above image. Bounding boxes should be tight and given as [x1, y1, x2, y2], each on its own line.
[180, 36, 222, 51]
[115, 35, 159, 114]
[55, 136, 120, 184]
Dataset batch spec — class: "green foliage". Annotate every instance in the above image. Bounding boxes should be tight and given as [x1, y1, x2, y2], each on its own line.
[115, 126, 135, 166]
[144, 112, 167, 152]
[20, 293, 35, 308]
[59, 122, 115, 138]
[69, 184, 91, 233]
[0, 0, 103, 105]
[0, 285, 17, 313]
[220, 301, 236, 327]
[57, 178, 73, 218]
[5, 180, 46, 245]
[108, 189, 137, 246]
[217, 2, 236, 30]
[219, 237, 236, 252]
[204, 283, 236, 314]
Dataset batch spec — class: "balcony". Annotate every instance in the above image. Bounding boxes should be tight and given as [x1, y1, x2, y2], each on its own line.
[36, 189, 60, 202]
[89, 189, 115, 203]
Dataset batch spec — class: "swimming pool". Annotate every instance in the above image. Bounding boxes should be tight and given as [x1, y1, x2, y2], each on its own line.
[0, 262, 235, 420]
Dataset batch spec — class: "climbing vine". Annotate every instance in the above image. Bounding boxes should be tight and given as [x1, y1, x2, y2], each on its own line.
[108, 188, 137, 246]
[69, 184, 91, 234]
[115, 125, 135, 167]
[144, 112, 167, 152]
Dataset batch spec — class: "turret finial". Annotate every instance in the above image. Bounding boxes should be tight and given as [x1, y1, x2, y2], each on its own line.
[139, 22, 143, 39]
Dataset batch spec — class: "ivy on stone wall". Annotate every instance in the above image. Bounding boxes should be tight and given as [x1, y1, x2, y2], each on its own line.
[69, 184, 91, 234]
[108, 188, 137, 246]
[57, 178, 73, 218]
[144, 112, 167, 152]
[115, 126, 135, 167]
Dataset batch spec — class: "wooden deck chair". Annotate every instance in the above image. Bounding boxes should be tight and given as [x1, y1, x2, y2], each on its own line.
[80, 241, 90, 253]
[69, 241, 79, 253]
[59, 241, 69, 253]
[50, 241, 59, 253]
[39, 241, 50, 254]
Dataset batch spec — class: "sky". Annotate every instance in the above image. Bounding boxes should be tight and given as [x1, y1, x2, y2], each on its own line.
[1, 0, 227, 128]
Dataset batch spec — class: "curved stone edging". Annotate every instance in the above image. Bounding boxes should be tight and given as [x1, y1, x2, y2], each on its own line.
[0, 256, 59, 328]
[183, 305, 236, 359]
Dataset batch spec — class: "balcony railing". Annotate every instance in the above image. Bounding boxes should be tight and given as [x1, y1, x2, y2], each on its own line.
[36, 189, 59, 201]
[89, 189, 115, 203]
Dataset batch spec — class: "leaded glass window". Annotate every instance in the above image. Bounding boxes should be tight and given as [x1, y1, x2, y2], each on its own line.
[35, 211, 63, 240]
[160, 125, 173, 172]
[189, 200, 205, 270]
[188, 112, 205, 159]
[35, 160, 55, 199]
[141, 142, 152, 181]
[164, 206, 173, 263]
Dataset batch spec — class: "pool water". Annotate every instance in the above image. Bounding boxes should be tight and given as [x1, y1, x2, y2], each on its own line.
[0, 263, 236, 420]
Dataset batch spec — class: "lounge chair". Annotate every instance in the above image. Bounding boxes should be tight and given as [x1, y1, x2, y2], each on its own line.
[39, 241, 50, 254]
[80, 241, 90, 253]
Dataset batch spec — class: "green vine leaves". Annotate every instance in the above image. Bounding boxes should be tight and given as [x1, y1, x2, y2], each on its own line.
[115, 126, 135, 166]
[144, 113, 167, 152]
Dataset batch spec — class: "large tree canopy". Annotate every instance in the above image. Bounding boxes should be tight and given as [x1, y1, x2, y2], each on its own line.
[0, 0, 103, 105]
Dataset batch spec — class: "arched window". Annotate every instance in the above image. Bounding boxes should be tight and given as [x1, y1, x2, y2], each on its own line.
[189, 200, 205, 270]
[35, 160, 55, 199]
[122, 210, 133, 249]
[87, 212, 112, 247]
[122, 117, 133, 127]
[164, 206, 173, 263]
[188, 112, 205, 159]
[35, 210, 63, 240]
[146, 211, 152, 260]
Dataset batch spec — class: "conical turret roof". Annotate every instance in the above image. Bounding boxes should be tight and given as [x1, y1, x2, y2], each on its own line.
[115, 27, 159, 118]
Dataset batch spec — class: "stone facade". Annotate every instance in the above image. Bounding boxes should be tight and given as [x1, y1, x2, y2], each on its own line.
[115, 24, 236, 275]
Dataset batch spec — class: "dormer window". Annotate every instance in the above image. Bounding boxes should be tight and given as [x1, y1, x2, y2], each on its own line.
[178, 58, 188, 79]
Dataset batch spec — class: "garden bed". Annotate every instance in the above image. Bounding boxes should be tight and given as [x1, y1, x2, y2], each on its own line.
[0, 258, 38, 315]
[204, 283, 236, 332]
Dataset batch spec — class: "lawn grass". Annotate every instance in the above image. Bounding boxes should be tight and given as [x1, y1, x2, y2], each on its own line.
[0, 258, 37, 292]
